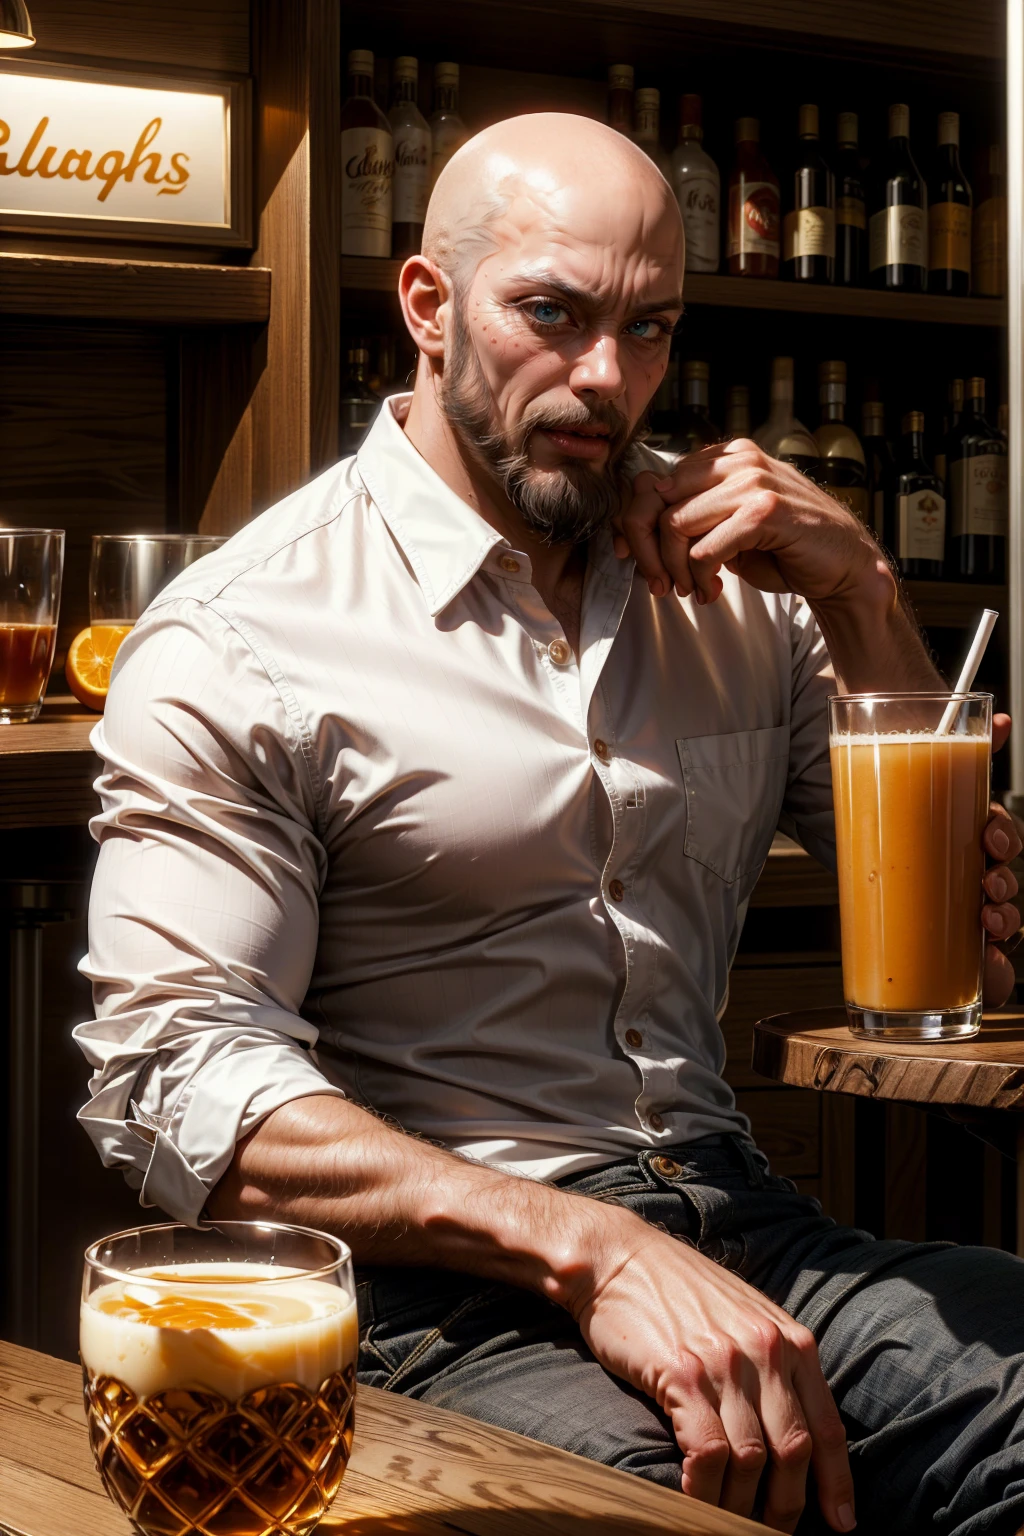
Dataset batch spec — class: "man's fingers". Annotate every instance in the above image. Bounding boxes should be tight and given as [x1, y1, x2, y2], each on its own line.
[993, 712, 1012, 754]
[792, 1344, 856, 1532]
[617, 485, 674, 597]
[984, 802, 1022, 863]
[982, 901, 1021, 940]
[984, 863, 1019, 903]
[668, 1366, 731, 1508]
[717, 1389, 768, 1520]
[984, 941, 1017, 1008]
[755, 1375, 813, 1535]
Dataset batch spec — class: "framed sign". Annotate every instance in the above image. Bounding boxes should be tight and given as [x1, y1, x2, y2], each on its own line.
[0, 58, 250, 245]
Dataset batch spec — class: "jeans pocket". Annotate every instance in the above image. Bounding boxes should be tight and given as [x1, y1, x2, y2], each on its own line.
[358, 1269, 502, 1392]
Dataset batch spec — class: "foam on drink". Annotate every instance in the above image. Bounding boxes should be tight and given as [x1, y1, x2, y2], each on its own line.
[80, 1262, 357, 1401]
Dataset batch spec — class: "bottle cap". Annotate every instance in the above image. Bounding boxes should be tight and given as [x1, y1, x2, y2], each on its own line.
[608, 63, 634, 91]
[727, 384, 749, 402]
[818, 360, 846, 385]
[950, 378, 965, 412]
[902, 410, 925, 434]
[937, 111, 959, 146]
[888, 103, 910, 140]
[837, 111, 858, 146]
[683, 360, 710, 380]
[635, 87, 660, 109]
[434, 61, 459, 86]
[348, 49, 374, 75]
[968, 376, 986, 401]
[393, 56, 418, 82]
[771, 356, 794, 382]
[862, 400, 885, 432]
[735, 116, 759, 144]
[798, 104, 819, 138]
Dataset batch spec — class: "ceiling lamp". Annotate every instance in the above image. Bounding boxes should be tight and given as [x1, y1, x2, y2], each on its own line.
[0, 0, 34, 48]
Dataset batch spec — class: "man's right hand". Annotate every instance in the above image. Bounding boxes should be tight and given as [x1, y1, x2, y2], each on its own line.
[563, 1206, 856, 1534]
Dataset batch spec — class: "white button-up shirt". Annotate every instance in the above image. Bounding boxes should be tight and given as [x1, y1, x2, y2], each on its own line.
[75, 395, 837, 1225]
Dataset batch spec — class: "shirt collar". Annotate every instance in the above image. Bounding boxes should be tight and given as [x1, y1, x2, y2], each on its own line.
[356, 393, 510, 618]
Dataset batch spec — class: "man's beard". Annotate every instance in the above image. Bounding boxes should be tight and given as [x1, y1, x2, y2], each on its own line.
[441, 300, 647, 547]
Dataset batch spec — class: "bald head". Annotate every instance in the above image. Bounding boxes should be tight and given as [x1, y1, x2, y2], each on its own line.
[422, 112, 683, 285]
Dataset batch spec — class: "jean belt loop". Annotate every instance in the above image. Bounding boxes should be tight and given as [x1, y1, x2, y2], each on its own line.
[732, 1135, 767, 1189]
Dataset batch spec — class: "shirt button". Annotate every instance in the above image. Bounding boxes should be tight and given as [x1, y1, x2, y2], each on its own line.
[625, 1028, 643, 1048]
[548, 639, 571, 665]
[593, 738, 611, 764]
[651, 1155, 682, 1179]
[649, 1111, 665, 1133]
[499, 555, 520, 574]
[608, 878, 625, 902]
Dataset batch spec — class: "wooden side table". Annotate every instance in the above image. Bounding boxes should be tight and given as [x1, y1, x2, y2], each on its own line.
[752, 1007, 1024, 1254]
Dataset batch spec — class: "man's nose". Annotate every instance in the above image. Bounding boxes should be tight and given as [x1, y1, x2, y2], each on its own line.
[569, 334, 626, 401]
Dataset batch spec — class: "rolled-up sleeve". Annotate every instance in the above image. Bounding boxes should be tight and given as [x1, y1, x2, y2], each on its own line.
[74, 595, 344, 1225]
[777, 595, 837, 870]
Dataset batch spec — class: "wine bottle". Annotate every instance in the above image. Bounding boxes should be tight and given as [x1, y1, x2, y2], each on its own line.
[813, 361, 868, 521]
[389, 57, 431, 259]
[946, 377, 1008, 581]
[936, 378, 964, 492]
[728, 118, 780, 278]
[861, 401, 897, 541]
[890, 411, 946, 578]
[784, 104, 835, 284]
[667, 361, 720, 453]
[429, 62, 467, 186]
[973, 144, 1007, 297]
[607, 64, 634, 137]
[671, 94, 720, 273]
[340, 345, 381, 452]
[869, 104, 927, 292]
[648, 355, 678, 448]
[835, 112, 867, 286]
[634, 87, 672, 179]
[754, 357, 819, 474]
[725, 384, 751, 439]
[928, 112, 972, 295]
[341, 50, 394, 258]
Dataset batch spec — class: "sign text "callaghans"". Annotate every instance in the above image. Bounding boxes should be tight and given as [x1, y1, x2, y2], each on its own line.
[0, 116, 190, 202]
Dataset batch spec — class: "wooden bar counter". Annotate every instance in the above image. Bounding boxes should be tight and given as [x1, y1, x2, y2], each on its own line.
[0, 1341, 768, 1536]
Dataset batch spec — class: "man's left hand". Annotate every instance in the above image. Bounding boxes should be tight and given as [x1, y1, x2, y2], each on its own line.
[983, 716, 1022, 1006]
[614, 439, 888, 607]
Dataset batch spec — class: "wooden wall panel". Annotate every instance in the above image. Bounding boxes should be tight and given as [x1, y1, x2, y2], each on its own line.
[722, 965, 845, 1090]
[736, 1089, 820, 1180]
[0, 321, 166, 658]
[27, 0, 250, 73]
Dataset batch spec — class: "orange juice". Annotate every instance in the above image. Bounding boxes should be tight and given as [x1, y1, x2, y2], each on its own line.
[831, 731, 990, 1014]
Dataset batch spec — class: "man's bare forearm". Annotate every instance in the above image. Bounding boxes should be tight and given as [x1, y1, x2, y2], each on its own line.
[208, 1093, 639, 1311]
[811, 557, 942, 695]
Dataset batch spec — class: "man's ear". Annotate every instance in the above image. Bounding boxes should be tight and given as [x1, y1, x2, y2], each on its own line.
[399, 256, 452, 359]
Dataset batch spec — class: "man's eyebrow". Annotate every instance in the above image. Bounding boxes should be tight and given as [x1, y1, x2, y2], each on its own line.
[508, 272, 684, 316]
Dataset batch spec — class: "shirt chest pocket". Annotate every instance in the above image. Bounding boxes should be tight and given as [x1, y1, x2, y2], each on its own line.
[676, 725, 790, 883]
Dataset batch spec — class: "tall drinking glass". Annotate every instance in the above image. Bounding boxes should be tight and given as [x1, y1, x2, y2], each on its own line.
[81, 1221, 356, 1536]
[829, 692, 992, 1040]
[0, 528, 64, 723]
[91, 532, 225, 631]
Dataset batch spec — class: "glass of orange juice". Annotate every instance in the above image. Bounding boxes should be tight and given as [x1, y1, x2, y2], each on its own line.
[829, 692, 992, 1040]
[0, 528, 64, 723]
[81, 1220, 357, 1536]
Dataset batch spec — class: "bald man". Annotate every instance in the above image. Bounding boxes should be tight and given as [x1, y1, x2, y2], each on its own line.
[78, 114, 1024, 1536]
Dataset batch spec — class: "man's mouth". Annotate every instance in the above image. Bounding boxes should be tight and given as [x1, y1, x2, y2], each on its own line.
[535, 424, 613, 461]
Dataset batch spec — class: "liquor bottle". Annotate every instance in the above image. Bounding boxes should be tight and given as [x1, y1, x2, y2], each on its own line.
[607, 64, 634, 137]
[813, 361, 868, 521]
[648, 355, 678, 448]
[725, 384, 751, 439]
[389, 57, 431, 259]
[784, 104, 835, 284]
[634, 88, 672, 178]
[928, 112, 972, 295]
[671, 94, 720, 272]
[973, 144, 1007, 297]
[429, 62, 467, 186]
[861, 401, 897, 541]
[946, 377, 1008, 581]
[835, 112, 867, 286]
[869, 104, 927, 292]
[667, 361, 720, 454]
[889, 411, 946, 578]
[341, 50, 394, 258]
[935, 378, 964, 491]
[340, 346, 381, 453]
[754, 357, 820, 474]
[728, 118, 780, 278]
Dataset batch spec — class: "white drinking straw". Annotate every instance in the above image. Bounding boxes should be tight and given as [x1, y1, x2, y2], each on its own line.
[936, 608, 999, 734]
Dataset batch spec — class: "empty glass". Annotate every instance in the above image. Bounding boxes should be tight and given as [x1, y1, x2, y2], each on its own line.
[0, 528, 65, 723]
[90, 533, 225, 629]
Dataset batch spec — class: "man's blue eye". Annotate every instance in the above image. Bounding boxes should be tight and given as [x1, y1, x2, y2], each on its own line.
[530, 302, 568, 325]
[626, 319, 661, 339]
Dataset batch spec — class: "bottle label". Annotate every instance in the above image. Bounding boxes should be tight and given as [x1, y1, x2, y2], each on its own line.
[973, 197, 1006, 295]
[898, 489, 946, 560]
[728, 180, 780, 259]
[393, 126, 431, 224]
[951, 454, 1008, 537]
[678, 171, 720, 272]
[342, 127, 394, 256]
[929, 201, 971, 274]
[869, 204, 927, 271]
[783, 206, 836, 260]
[836, 194, 866, 230]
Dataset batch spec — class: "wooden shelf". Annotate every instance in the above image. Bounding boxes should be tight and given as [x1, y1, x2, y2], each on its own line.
[341, 257, 1006, 328]
[904, 580, 1007, 628]
[0, 253, 271, 326]
[0, 696, 99, 830]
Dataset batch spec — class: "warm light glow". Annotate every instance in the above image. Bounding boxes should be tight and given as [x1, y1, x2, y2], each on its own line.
[0, 31, 34, 47]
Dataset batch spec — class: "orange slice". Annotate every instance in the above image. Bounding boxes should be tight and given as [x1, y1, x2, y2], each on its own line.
[65, 624, 133, 711]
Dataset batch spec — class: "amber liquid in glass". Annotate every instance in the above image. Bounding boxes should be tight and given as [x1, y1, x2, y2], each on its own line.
[0, 623, 56, 704]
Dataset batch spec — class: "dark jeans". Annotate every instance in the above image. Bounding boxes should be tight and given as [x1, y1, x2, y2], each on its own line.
[356, 1135, 1024, 1535]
